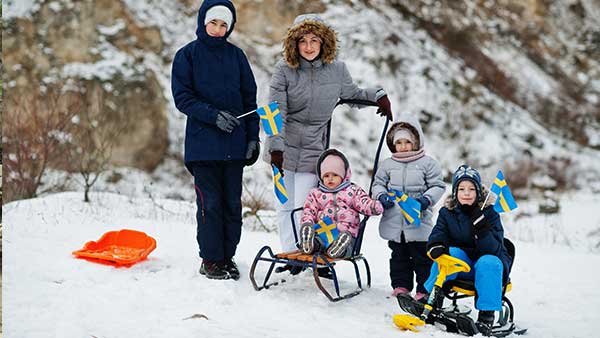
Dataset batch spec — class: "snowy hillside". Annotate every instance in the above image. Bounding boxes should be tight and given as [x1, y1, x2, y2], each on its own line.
[4, 0, 600, 207]
[3, 192, 600, 338]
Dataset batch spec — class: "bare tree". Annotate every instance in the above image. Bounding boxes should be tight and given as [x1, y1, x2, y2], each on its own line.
[2, 86, 80, 202]
[69, 85, 124, 202]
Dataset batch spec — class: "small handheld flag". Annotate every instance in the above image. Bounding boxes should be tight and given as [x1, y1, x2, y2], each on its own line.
[313, 215, 339, 247]
[387, 190, 422, 226]
[272, 164, 288, 204]
[490, 170, 518, 213]
[256, 102, 283, 136]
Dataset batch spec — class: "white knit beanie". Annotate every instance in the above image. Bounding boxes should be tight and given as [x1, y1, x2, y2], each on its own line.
[204, 5, 233, 31]
[393, 129, 416, 145]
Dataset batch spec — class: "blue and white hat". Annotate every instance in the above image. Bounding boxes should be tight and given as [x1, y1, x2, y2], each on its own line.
[451, 164, 483, 201]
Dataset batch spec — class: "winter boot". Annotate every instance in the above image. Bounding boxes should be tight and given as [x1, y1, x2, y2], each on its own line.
[224, 258, 240, 281]
[326, 231, 353, 258]
[300, 224, 315, 254]
[275, 264, 305, 275]
[476, 310, 495, 336]
[317, 267, 333, 279]
[414, 292, 429, 304]
[392, 287, 410, 297]
[199, 260, 230, 280]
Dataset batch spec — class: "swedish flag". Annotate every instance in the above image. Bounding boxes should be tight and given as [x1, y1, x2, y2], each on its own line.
[313, 215, 339, 247]
[256, 102, 283, 136]
[490, 170, 518, 213]
[272, 164, 288, 204]
[387, 190, 421, 226]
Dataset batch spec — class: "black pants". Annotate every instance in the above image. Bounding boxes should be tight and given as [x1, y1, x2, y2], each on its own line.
[389, 234, 432, 294]
[191, 160, 244, 262]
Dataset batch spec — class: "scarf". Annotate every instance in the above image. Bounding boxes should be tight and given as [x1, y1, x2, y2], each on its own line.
[391, 148, 425, 163]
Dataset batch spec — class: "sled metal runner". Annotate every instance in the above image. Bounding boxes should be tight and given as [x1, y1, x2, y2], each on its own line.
[249, 100, 388, 302]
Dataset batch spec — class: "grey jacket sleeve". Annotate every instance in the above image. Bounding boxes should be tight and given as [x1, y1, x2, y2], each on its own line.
[371, 162, 390, 199]
[267, 60, 288, 153]
[422, 158, 446, 206]
[338, 62, 379, 102]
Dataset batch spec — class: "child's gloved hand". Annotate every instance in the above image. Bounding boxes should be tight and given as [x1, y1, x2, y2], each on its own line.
[215, 110, 240, 133]
[427, 242, 448, 260]
[378, 194, 395, 209]
[416, 196, 430, 211]
[470, 208, 492, 235]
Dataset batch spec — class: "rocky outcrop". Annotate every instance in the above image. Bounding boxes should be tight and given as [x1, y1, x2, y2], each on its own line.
[3, 0, 168, 171]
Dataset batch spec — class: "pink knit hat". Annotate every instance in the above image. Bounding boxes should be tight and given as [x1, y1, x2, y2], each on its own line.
[320, 154, 346, 179]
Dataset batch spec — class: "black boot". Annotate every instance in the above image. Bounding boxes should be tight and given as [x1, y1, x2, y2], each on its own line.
[224, 258, 240, 281]
[476, 310, 495, 336]
[275, 264, 305, 275]
[316, 267, 333, 279]
[275, 264, 292, 273]
[199, 260, 230, 280]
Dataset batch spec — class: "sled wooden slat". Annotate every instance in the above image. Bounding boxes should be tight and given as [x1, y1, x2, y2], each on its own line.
[275, 251, 339, 265]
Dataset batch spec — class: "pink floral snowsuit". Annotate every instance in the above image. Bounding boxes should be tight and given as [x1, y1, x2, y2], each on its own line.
[301, 167, 383, 238]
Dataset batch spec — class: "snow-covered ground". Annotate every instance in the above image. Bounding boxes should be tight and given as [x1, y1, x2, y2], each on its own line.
[3, 192, 600, 338]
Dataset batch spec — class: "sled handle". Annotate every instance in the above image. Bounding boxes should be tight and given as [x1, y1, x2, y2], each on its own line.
[433, 254, 471, 288]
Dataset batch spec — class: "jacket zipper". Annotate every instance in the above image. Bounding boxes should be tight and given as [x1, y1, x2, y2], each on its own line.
[333, 191, 339, 223]
[193, 184, 207, 224]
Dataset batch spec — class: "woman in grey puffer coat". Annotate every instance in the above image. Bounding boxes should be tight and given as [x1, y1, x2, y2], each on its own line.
[266, 14, 393, 274]
[372, 112, 445, 299]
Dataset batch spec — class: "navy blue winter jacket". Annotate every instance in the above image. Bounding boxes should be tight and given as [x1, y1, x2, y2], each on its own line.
[171, 0, 258, 171]
[428, 203, 513, 282]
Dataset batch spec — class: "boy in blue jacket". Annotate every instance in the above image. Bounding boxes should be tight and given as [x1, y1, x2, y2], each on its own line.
[171, 0, 259, 280]
[425, 165, 513, 335]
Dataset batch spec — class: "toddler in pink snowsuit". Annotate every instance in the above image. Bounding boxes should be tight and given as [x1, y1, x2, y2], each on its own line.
[300, 149, 384, 258]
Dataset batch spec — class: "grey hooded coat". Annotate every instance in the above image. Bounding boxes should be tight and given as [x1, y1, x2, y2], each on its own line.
[372, 113, 445, 242]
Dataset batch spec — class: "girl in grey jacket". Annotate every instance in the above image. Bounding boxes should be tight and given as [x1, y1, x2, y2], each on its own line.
[372, 113, 445, 300]
[266, 14, 393, 274]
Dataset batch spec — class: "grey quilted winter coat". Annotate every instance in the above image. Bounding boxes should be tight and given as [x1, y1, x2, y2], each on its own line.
[372, 113, 445, 242]
[266, 57, 380, 173]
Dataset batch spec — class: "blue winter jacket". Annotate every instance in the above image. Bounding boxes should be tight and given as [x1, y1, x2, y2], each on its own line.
[428, 200, 513, 281]
[171, 0, 258, 172]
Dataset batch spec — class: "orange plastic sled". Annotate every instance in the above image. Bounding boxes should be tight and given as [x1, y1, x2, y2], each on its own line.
[73, 229, 157, 267]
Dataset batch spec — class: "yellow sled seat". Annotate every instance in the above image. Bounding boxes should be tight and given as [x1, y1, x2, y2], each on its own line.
[446, 279, 512, 297]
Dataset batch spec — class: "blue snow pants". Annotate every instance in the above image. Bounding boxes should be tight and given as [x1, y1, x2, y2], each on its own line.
[424, 247, 504, 311]
[190, 160, 244, 262]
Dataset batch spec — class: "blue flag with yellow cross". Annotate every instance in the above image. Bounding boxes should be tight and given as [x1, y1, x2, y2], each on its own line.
[387, 189, 421, 226]
[256, 102, 283, 136]
[313, 215, 339, 247]
[272, 164, 288, 204]
[490, 170, 518, 213]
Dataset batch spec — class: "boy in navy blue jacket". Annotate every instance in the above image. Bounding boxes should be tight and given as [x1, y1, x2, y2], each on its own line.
[171, 0, 259, 280]
[425, 165, 513, 335]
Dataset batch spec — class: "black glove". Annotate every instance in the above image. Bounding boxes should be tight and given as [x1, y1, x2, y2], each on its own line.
[245, 141, 260, 166]
[215, 110, 240, 133]
[375, 90, 393, 121]
[427, 243, 448, 260]
[470, 208, 492, 235]
[270, 150, 284, 176]
[378, 194, 395, 209]
[417, 196, 431, 212]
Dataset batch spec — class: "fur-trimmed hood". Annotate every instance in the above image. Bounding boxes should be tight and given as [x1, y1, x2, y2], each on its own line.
[444, 185, 496, 210]
[283, 14, 337, 68]
[385, 113, 425, 153]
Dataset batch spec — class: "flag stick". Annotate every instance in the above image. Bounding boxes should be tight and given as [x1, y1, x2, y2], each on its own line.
[237, 101, 278, 119]
[236, 109, 256, 119]
[480, 190, 491, 210]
